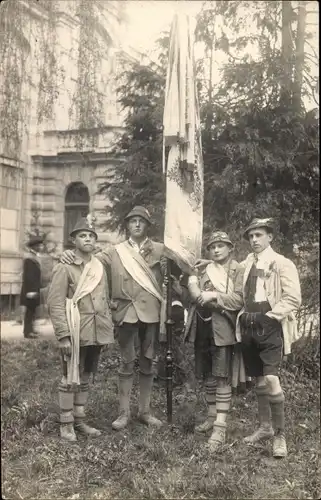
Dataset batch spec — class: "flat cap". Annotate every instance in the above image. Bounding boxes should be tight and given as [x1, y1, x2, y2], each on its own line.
[125, 206, 152, 224]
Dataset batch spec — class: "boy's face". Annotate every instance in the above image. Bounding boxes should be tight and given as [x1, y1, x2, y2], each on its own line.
[72, 231, 97, 253]
[248, 228, 273, 254]
[127, 216, 149, 239]
[208, 242, 232, 263]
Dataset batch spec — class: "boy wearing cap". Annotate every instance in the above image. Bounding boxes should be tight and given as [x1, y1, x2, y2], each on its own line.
[184, 231, 244, 452]
[47, 216, 114, 442]
[238, 218, 301, 458]
[60, 206, 165, 431]
[20, 235, 45, 338]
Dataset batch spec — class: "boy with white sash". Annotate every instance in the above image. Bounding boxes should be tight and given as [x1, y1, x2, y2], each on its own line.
[48, 217, 114, 442]
[60, 206, 165, 431]
[184, 231, 244, 452]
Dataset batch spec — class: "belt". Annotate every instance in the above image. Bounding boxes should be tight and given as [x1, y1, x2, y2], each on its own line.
[244, 301, 271, 314]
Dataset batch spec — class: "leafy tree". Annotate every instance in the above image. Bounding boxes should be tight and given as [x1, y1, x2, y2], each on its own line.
[100, 1, 319, 261]
[98, 53, 167, 239]
[195, 0, 319, 257]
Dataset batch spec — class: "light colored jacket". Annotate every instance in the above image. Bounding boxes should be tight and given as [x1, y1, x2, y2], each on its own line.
[236, 248, 302, 355]
[184, 259, 243, 346]
[47, 258, 114, 346]
[98, 240, 165, 326]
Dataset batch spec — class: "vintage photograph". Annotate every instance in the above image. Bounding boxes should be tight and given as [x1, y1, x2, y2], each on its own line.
[0, 0, 319, 499]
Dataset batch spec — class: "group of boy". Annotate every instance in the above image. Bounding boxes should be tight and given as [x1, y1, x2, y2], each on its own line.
[46, 206, 301, 459]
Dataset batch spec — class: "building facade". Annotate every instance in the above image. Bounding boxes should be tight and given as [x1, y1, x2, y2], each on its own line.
[0, 0, 136, 308]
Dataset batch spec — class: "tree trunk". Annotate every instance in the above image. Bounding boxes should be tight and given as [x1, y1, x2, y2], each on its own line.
[205, 21, 216, 132]
[293, 1, 307, 110]
[280, 0, 294, 106]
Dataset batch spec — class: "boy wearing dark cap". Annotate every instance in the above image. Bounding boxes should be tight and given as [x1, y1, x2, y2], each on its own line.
[184, 231, 244, 452]
[60, 206, 165, 431]
[47, 216, 114, 442]
[237, 218, 301, 458]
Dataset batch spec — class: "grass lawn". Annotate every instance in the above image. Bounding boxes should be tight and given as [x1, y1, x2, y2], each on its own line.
[1, 338, 320, 499]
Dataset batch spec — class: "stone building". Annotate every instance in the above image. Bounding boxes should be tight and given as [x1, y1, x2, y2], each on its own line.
[0, 0, 138, 311]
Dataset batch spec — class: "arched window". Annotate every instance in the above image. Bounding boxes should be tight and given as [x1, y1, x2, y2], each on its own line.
[64, 182, 90, 249]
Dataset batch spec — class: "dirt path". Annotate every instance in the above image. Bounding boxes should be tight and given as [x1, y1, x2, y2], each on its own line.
[0, 320, 54, 341]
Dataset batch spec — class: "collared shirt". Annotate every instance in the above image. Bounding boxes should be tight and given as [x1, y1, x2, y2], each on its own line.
[128, 237, 149, 254]
[254, 245, 275, 302]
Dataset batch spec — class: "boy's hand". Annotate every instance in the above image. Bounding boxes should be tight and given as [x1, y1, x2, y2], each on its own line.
[194, 259, 212, 270]
[171, 276, 183, 296]
[60, 250, 76, 264]
[26, 292, 39, 299]
[197, 291, 217, 306]
[59, 337, 72, 357]
[163, 275, 183, 296]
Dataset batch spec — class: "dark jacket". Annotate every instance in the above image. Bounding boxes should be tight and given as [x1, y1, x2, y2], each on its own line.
[20, 252, 41, 307]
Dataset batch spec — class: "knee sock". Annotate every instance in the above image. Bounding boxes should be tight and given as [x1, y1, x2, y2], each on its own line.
[58, 382, 74, 425]
[215, 385, 232, 424]
[139, 371, 154, 415]
[256, 385, 272, 427]
[74, 381, 89, 421]
[205, 378, 217, 418]
[269, 392, 285, 435]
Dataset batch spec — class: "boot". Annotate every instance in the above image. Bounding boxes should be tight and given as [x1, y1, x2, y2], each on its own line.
[244, 424, 274, 444]
[59, 382, 76, 441]
[244, 385, 274, 444]
[137, 372, 162, 428]
[60, 423, 77, 442]
[270, 392, 286, 458]
[208, 421, 226, 452]
[74, 381, 101, 436]
[195, 415, 216, 433]
[24, 332, 38, 339]
[112, 373, 133, 431]
[273, 432, 287, 458]
[195, 378, 217, 433]
[75, 421, 101, 436]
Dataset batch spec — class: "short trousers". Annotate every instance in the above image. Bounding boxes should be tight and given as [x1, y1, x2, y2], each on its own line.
[240, 309, 283, 377]
[118, 321, 159, 364]
[61, 345, 102, 378]
[195, 315, 233, 379]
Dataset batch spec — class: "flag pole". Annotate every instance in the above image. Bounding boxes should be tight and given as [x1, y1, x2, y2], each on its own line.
[165, 258, 174, 423]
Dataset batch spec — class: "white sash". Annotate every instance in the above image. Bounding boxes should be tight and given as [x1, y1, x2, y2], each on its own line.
[115, 242, 163, 302]
[115, 242, 166, 335]
[205, 262, 234, 294]
[65, 256, 104, 386]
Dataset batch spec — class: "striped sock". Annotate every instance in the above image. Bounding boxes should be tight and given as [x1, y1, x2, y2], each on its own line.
[216, 385, 232, 424]
[74, 382, 89, 420]
[58, 382, 74, 424]
[256, 385, 271, 426]
[269, 392, 285, 434]
[205, 378, 217, 418]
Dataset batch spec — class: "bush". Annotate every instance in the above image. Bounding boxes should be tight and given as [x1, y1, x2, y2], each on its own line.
[287, 329, 320, 380]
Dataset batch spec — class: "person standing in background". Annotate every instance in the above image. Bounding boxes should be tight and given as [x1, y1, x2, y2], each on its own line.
[20, 235, 44, 338]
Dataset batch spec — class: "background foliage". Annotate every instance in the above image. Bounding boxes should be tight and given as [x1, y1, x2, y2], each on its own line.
[100, 0, 319, 261]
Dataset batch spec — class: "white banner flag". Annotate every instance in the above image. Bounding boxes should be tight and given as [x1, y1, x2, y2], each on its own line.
[163, 12, 204, 273]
